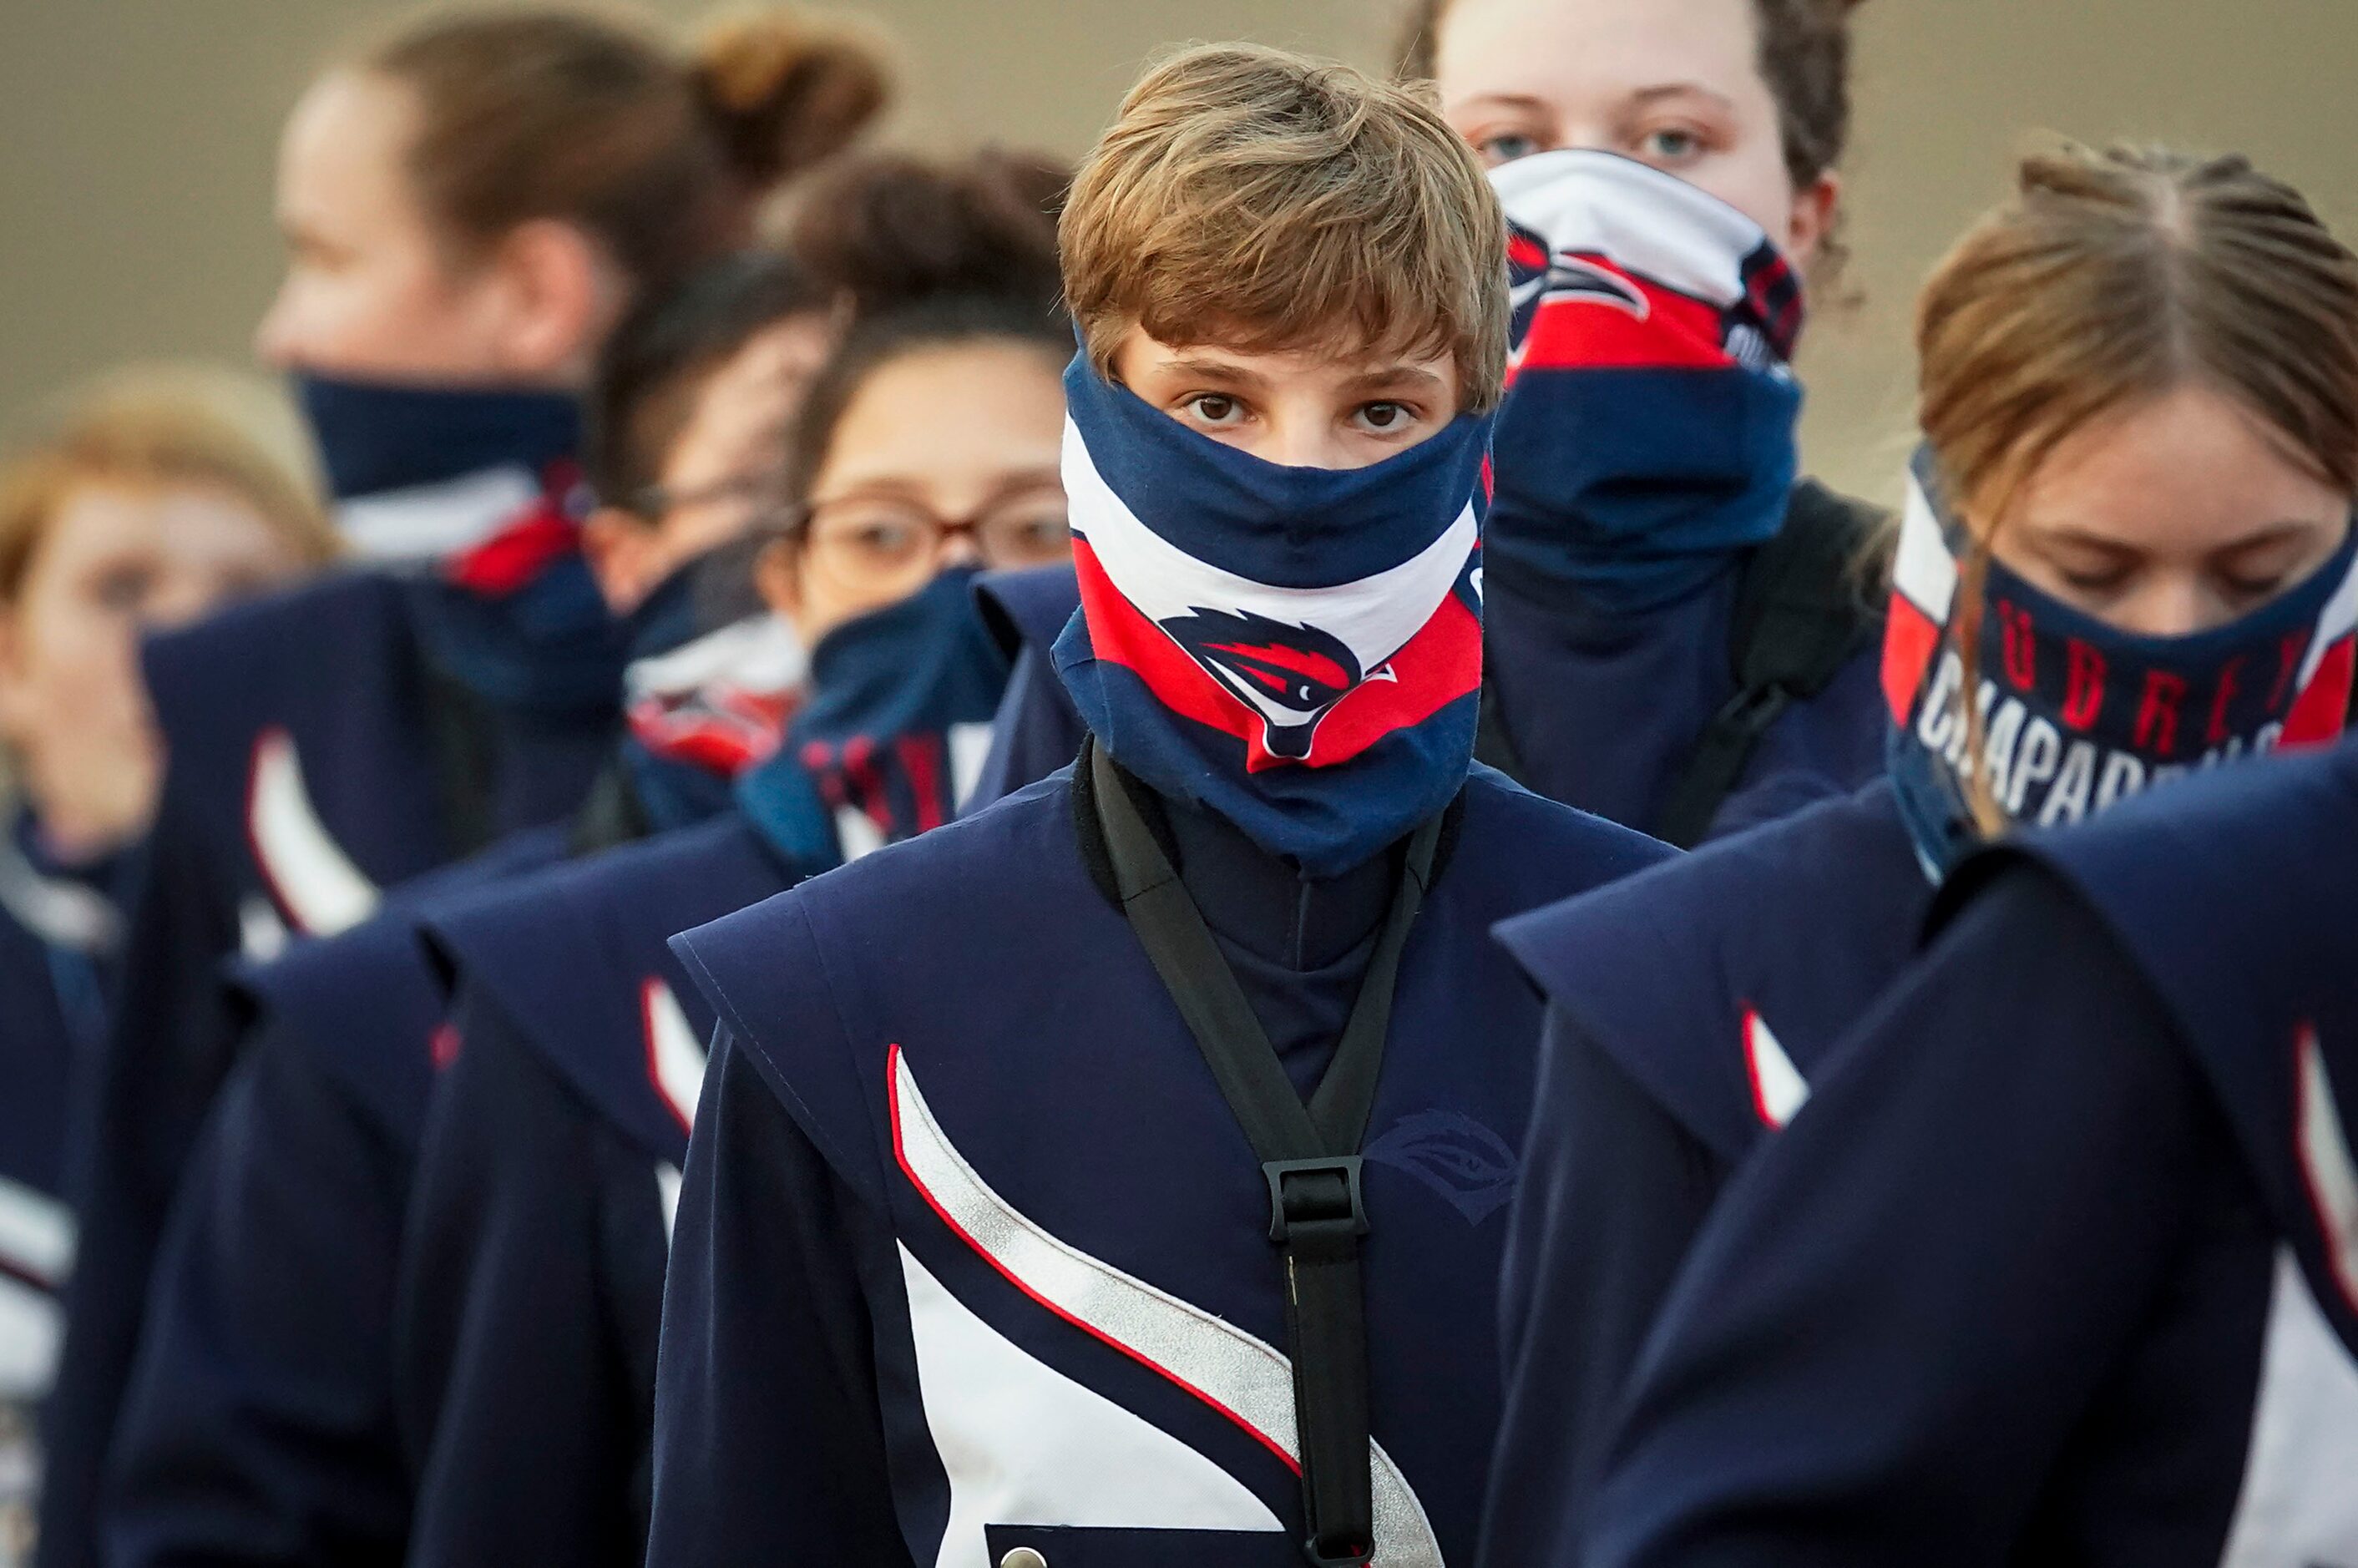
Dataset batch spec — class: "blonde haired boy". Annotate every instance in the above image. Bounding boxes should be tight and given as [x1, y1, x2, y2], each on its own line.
[646, 45, 1667, 1567]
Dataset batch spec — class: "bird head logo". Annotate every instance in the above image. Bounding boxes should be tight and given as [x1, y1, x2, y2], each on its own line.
[1161, 606, 1377, 761]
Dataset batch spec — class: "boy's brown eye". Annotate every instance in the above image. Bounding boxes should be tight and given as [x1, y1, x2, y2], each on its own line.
[1187, 394, 1241, 423]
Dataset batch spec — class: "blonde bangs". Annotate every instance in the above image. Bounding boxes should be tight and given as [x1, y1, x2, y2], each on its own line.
[1064, 43, 1508, 409]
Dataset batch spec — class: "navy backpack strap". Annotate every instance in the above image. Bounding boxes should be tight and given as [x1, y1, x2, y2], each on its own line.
[420, 654, 502, 857]
[1654, 481, 1887, 848]
[1471, 669, 1529, 790]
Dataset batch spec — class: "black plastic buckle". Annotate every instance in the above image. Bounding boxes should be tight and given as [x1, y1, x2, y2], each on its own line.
[1709, 680, 1794, 745]
[1301, 1532, 1375, 1567]
[1262, 1156, 1369, 1244]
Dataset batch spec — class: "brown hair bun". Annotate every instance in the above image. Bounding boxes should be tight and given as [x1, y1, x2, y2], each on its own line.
[360, 6, 893, 301]
[785, 149, 1069, 321]
[691, 9, 892, 189]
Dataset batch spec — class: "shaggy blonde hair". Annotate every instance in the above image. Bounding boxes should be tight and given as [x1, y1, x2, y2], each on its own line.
[1061, 43, 1509, 408]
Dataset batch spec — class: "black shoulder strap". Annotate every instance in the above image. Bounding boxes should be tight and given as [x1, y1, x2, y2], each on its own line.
[1471, 668, 1529, 788]
[1084, 740, 1444, 1566]
[565, 756, 655, 856]
[420, 660, 502, 858]
[1653, 482, 1888, 848]
[421, 645, 647, 862]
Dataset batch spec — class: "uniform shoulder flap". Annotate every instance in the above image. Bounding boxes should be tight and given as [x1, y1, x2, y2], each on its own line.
[1494, 784, 1924, 1161]
[229, 908, 450, 1143]
[143, 570, 441, 928]
[425, 816, 807, 1161]
[672, 780, 1086, 1210]
[1454, 765, 1677, 907]
[1977, 741, 2358, 1348]
[225, 824, 568, 1132]
[144, 570, 416, 774]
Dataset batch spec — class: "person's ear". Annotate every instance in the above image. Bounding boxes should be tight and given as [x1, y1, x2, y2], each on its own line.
[579, 507, 660, 615]
[754, 534, 807, 622]
[1784, 172, 1842, 270]
[483, 219, 620, 381]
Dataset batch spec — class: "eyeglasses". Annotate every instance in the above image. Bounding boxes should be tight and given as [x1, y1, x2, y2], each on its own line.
[795, 484, 1073, 597]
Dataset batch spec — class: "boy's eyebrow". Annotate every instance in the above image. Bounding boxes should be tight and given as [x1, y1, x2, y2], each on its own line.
[1161, 357, 1275, 390]
[1339, 365, 1450, 398]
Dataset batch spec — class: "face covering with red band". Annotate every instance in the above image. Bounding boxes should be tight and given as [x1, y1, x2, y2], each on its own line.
[1486, 149, 1805, 616]
[1052, 352, 1494, 878]
[1884, 443, 2358, 873]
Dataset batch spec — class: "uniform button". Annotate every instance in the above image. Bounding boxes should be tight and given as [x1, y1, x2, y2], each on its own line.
[999, 1550, 1048, 1568]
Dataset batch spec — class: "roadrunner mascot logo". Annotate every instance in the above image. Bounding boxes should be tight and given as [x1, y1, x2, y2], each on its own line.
[1160, 607, 1398, 760]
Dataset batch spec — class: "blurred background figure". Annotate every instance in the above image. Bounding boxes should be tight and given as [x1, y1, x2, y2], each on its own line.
[391, 150, 1072, 1568]
[0, 363, 333, 1568]
[99, 239, 848, 1568]
[37, 8, 884, 1568]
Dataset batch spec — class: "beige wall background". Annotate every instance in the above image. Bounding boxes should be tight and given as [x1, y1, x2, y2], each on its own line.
[3, 1, 2352, 504]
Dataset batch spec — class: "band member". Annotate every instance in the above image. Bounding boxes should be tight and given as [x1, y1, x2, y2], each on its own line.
[0, 367, 333, 1552]
[1481, 143, 2358, 1563]
[38, 13, 884, 1564]
[1588, 735, 2358, 1566]
[646, 46, 1669, 1565]
[394, 153, 1073, 1567]
[1409, 0, 1885, 842]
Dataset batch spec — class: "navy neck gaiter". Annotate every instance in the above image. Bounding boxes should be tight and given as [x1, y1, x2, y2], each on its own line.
[1052, 354, 1493, 878]
[295, 372, 632, 716]
[1486, 150, 1805, 618]
[737, 569, 1010, 868]
[617, 559, 807, 833]
[1885, 445, 2358, 876]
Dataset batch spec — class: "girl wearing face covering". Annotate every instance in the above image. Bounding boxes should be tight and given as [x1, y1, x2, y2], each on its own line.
[99, 245, 840, 1568]
[0, 368, 334, 1560]
[387, 152, 1074, 1568]
[1411, 0, 1883, 843]
[1479, 144, 2358, 1566]
[43, 13, 886, 1565]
